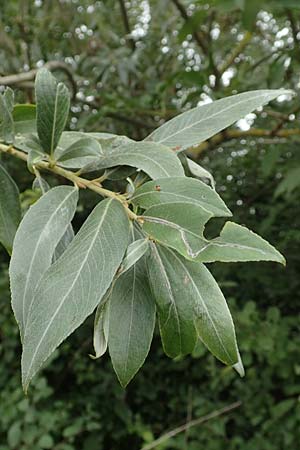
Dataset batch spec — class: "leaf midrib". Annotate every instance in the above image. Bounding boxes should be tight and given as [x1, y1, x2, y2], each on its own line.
[152, 92, 272, 145]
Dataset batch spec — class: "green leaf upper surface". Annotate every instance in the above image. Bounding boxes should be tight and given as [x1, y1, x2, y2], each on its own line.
[131, 177, 231, 217]
[148, 243, 198, 357]
[194, 221, 286, 264]
[82, 141, 185, 179]
[56, 137, 103, 168]
[145, 90, 291, 151]
[148, 244, 239, 365]
[22, 198, 130, 390]
[9, 186, 78, 340]
[35, 68, 70, 155]
[13, 104, 37, 134]
[108, 253, 156, 387]
[0, 89, 14, 143]
[0, 163, 21, 254]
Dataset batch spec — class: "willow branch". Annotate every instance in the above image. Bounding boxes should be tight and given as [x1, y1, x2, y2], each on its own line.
[118, 0, 135, 51]
[0, 143, 137, 221]
[218, 31, 252, 76]
[140, 401, 242, 450]
[0, 61, 77, 99]
[171, 0, 208, 54]
[190, 127, 300, 157]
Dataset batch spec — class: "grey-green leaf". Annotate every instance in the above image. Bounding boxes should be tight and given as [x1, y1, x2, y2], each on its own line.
[142, 202, 212, 258]
[193, 221, 286, 264]
[9, 186, 78, 340]
[119, 238, 149, 275]
[56, 137, 102, 168]
[91, 300, 110, 359]
[146, 89, 292, 151]
[149, 244, 239, 365]
[108, 257, 156, 387]
[22, 198, 130, 391]
[82, 141, 184, 179]
[35, 68, 70, 155]
[0, 89, 14, 143]
[148, 243, 198, 357]
[0, 163, 21, 254]
[131, 177, 231, 217]
[31, 176, 75, 262]
[186, 158, 215, 189]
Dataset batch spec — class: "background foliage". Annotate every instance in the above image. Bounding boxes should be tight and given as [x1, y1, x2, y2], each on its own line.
[0, 0, 299, 449]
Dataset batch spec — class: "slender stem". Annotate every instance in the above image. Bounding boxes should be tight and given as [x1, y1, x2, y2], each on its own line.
[140, 401, 242, 450]
[218, 31, 252, 76]
[0, 143, 137, 221]
[118, 0, 135, 52]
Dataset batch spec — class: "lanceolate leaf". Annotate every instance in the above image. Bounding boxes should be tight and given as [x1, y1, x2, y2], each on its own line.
[35, 68, 70, 155]
[148, 243, 198, 357]
[56, 137, 103, 168]
[193, 221, 286, 264]
[0, 163, 21, 254]
[108, 255, 156, 387]
[142, 204, 284, 265]
[119, 238, 149, 275]
[22, 198, 130, 390]
[10, 186, 79, 340]
[186, 158, 215, 189]
[145, 89, 291, 151]
[131, 177, 231, 217]
[91, 300, 110, 360]
[148, 244, 239, 365]
[82, 142, 185, 179]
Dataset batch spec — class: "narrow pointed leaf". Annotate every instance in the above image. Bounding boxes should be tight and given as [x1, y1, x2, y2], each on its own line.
[0, 163, 21, 254]
[146, 89, 292, 151]
[35, 68, 70, 155]
[186, 158, 215, 189]
[22, 198, 130, 390]
[82, 142, 184, 179]
[149, 245, 238, 365]
[109, 256, 156, 387]
[91, 300, 109, 359]
[193, 221, 286, 264]
[148, 243, 198, 357]
[56, 137, 102, 168]
[119, 238, 149, 275]
[131, 177, 231, 217]
[10, 186, 78, 340]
